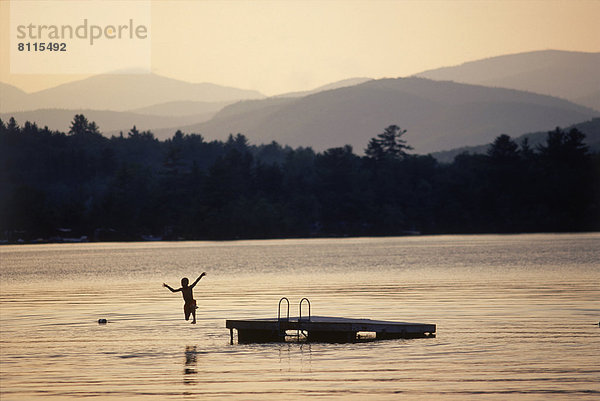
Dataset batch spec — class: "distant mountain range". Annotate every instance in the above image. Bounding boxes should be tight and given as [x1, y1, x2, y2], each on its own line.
[155, 77, 597, 153]
[1, 50, 598, 154]
[0, 74, 264, 113]
[273, 77, 373, 98]
[415, 50, 600, 111]
[2, 100, 235, 134]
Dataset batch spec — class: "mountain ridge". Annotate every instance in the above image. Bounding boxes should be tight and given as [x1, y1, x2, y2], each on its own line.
[415, 49, 600, 111]
[0, 73, 265, 113]
[272, 77, 373, 98]
[152, 77, 598, 153]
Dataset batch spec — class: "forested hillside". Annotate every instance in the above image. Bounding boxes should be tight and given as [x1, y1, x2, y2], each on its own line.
[1, 115, 599, 242]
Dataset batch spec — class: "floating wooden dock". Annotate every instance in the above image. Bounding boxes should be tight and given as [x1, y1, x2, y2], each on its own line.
[226, 298, 436, 344]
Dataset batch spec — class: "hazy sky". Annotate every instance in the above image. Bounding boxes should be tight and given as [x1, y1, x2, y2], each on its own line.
[1, 0, 599, 96]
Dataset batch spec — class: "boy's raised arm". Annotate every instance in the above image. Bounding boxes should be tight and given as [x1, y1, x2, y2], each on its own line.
[163, 283, 179, 292]
[190, 272, 206, 288]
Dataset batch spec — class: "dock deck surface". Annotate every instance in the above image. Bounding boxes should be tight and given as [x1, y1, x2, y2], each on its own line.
[226, 316, 436, 343]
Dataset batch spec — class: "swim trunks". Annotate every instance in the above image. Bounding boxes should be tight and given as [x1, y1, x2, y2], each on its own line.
[184, 300, 197, 319]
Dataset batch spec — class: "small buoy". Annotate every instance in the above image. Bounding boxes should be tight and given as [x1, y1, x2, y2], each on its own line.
[98, 318, 107, 324]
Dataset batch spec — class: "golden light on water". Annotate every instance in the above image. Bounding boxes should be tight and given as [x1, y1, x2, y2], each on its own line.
[1, 235, 599, 399]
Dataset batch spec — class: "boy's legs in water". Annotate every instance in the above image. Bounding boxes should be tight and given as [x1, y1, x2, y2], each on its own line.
[184, 301, 197, 324]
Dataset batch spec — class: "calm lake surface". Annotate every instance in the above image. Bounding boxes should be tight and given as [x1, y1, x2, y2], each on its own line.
[1, 234, 599, 400]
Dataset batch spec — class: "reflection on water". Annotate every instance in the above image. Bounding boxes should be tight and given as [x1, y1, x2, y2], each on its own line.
[1, 233, 599, 400]
[277, 343, 312, 373]
[184, 345, 197, 385]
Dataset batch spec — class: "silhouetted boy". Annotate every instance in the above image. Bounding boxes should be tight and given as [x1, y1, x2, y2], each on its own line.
[163, 272, 206, 324]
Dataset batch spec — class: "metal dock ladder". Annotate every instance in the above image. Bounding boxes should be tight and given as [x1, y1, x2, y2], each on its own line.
[277, 297, 311, 341]
[277, 297, 290, 340]
[298, 297, 311, 340]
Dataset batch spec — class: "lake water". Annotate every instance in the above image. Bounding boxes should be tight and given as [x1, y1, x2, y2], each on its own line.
[1, 234, 599, 400]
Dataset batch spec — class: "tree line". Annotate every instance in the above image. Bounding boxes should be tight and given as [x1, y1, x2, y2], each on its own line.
[1, 115, 599, 242]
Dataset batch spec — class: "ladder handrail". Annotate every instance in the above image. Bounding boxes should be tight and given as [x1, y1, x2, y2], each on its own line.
[278, 297, 290, 322]
[299, 297, 311, 322]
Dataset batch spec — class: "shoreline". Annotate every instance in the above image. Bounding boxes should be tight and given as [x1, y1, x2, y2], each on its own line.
[3, 230, 599, 246]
